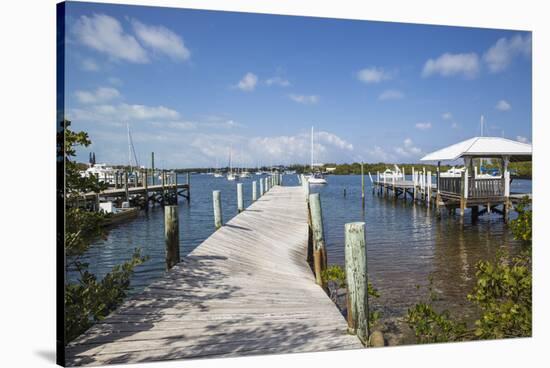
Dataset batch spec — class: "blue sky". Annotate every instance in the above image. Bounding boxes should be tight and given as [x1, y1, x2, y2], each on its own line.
[64, 2, 532, 168]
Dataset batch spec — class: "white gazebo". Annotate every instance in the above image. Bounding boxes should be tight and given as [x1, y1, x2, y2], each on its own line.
[420, 136, 532, 219]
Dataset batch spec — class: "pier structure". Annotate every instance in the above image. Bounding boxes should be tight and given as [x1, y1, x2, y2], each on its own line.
[80, 170, 190, 210]
[66, 184, 362, 366]
[371, 137, 532, 221]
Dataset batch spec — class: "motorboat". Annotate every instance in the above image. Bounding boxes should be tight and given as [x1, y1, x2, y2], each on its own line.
[99, 201, 138, 226]
[307, 172, 327, 185]
[440, 166, 465, 178]
[239, 170, 251, 178]
[379, 166, 403, 180]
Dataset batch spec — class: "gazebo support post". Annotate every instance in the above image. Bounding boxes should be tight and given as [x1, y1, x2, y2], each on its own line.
[502, 156, 511, 223]
[436, 161, 441, 215]
[460, 158, 470, 217]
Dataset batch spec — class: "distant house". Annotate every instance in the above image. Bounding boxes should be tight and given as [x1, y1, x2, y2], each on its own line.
[325, 167, 337, 173]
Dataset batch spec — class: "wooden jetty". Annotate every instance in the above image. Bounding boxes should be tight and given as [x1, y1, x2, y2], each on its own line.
[79, 170, 190, 209]
[66, 186, 362, 366]
[372, 172, 531, 219]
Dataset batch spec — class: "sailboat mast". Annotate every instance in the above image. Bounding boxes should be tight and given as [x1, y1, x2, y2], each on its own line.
[127, 122, 132, 172]
[229, 146, 233, 174]
[310, 126, 314, 171]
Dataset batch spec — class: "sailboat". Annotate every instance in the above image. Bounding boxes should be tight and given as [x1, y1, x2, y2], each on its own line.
[306, 126, 327, 185]
[213, 158, 223, 177]
[227, 147, 237, 181]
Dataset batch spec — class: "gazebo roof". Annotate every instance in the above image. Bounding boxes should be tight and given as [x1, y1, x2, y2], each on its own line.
[420, 137, 532, 162]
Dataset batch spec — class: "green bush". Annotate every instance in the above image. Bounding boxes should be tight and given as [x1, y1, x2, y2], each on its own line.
[406, 198, 532, 343]
[61, 120, 147, 343]
[322, 264, 380, 331]
[509, 197, 532, 242]
[467, 250, 531, 339]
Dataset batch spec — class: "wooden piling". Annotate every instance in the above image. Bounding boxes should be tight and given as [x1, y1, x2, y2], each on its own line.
[151, 152, 155, 186]
[164, 205, 180, 270]
[303, 177, 310, 202]
[259, 178, 264, 196]
[213, 190, 222, 229]
[459, 169, 467, 217]
[472, 205, 479, 221]
[144, 168, 149, 211]
[426, 171, 432, 206]
[344, 222, 369, 345]
[161, 170, 166, 205]
[237, 183, 244, 212]
[361, 162, 365, 206]
[124, 171, 129, 202]
[174, 171, 178, 205]
[309, 193, 327, 286]
[252, 181, 257, 201]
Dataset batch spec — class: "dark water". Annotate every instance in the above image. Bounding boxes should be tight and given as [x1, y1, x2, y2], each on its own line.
[71, 174, 531, 339]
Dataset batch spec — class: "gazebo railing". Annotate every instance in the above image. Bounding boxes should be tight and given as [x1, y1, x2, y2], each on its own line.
[469, 177, 503, 198]
[439, 177, 462, 195]
[438, 176, 504, 198]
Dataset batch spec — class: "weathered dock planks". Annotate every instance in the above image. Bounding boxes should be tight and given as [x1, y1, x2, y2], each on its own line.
[66, 186, 362, 366]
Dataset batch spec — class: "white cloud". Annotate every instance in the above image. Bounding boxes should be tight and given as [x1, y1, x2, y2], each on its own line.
[69, 103, 179, 123]
[422, 52, 480, 78]
[151, 121, 197, 130]
[378, 89, 404, 101]
[265, 76, 290, 87]
[415, 122, 432, 130]
[451, 122, 459, 129]
[236, 72, 258, 92]
[442, 112, 452, 120]
[516, 135, 529, 143]
[131, 20, 190, 61]
[78, 127, 353, 168]
[247, 130, 352, 164]
[73, 14, 149, 63]
[367, 146, 392, 162]
[483, 34, 531, 73]
[395, 138, 422, 157]
[289, 94, 319, 104]
[75, 87, 121, 104]
[357, 67, 392, 83]
[81, 58, 99, 71]
[317, 131, 354, 151]
[495, 99, 511, 111]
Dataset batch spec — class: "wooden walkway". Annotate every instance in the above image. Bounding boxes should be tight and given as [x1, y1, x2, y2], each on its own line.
[66, 186, 362, 366]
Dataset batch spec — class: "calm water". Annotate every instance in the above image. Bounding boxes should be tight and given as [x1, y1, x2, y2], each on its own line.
[71, 174, 531, 336]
